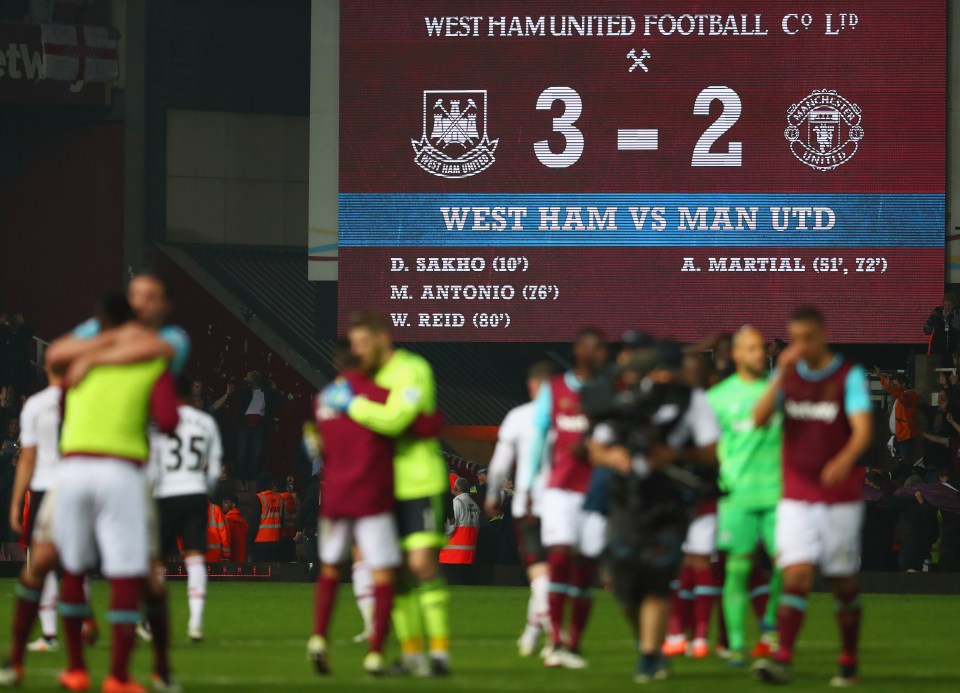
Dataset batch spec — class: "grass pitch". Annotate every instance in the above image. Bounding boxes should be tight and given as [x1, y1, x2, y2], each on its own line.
[0, 579, 958, 691]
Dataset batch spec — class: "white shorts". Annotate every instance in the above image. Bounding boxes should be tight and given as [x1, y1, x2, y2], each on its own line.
[53, 459, 149, 578]
[776, 499, 864, 577]
[682, 513, 717, 556]
[319, 512, 401, 570]
[31, 485, 58, 545]
[541, 488, 608, 558]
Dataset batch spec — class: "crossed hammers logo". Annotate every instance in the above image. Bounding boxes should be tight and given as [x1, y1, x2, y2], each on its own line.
[627, 48, 651, 73]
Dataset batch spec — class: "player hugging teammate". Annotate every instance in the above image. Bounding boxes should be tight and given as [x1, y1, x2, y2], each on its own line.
[309, 312, 450, 678]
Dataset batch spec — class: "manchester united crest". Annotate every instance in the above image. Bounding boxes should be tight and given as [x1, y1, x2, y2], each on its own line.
[412, 90, 498, 179]
[784, 90, 864, 171]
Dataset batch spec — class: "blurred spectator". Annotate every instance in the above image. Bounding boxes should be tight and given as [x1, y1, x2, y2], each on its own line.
[0, 436, 18, 542]
[924, 293, 960, 358]
[234, 371, 281, 480]
[206, 502, 231, 562]
[223, 497, 249, 563]
[920, 411, 954, 481]
[213, 465, 232, 506]
[0, 389, 21, 443]
[861, 470, 899, 571]
[223, 496, 250, 563]
[893, 475, 940, 572]
[767, 337, 787, 362]
[0, 313, 34, 394]
[440, 478, 480, 572]
[187, 378, 214, 413]
[877, 368, 919, 465]
[688, 332, 733, 381]
[894, 472, 960, 572]
[211, 382, 234, 413]
[471, 467, 489, 507]
[683, 351, 716, 388]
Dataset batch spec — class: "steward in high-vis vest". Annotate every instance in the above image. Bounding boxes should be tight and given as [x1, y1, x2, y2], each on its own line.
[440, 479, 481, 565]
[206, 503, 231, 562]
[253, 480, 284, 561]
[223, 498, 249, 563]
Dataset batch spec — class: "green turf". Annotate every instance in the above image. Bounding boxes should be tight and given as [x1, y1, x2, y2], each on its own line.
[0, 579, 958, 691]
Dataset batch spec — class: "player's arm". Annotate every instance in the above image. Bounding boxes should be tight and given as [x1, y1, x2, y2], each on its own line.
[7, 445, 35, 535]
[754, 372, 785, 427]
[524, 383, 553, 487]
[45, 330, 118, 369]
[9, 399, 42, 533]
[822, 365, 874, 488]
[347, 367, 428, 437]
[206, 422, 224, 495]
[946, 413, 960, 437]
[150, 371, 180, 435]
[755, 343, 802, 426]
[484, 411, 517, 515]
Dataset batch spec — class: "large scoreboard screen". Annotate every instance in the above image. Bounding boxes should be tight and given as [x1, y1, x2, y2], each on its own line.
[337, 1, 945, 342]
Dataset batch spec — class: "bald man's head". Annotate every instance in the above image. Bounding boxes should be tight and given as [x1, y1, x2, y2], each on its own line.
[732, 325, 767, 379]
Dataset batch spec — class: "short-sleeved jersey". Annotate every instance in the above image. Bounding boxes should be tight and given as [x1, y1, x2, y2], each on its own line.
[782, 355, 871, 504]
[150, 405, 223, 498]
[707, 374, 782, 510]
[318, 371, 396, 518]
[529, 372, 591, 493]
[347, 349, 447, 501]
[486, 401, 549, 518]
[73, 318, 191, 376]
[19, 385, 63, 492]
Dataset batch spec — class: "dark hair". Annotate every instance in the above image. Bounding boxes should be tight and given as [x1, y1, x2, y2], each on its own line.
[527, 360, 555, 381]
[349, 310, 391, 334]
[865, 470, 884, 486]
[575, 327, 607, 345]
[134, 271, 174, 301]
[944, 292, 958, 305]
[790, 306, 825, 327]
[96, 292, 135, 329]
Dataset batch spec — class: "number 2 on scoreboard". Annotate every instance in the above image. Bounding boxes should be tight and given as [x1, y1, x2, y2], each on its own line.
[692, 86, 742, 167]
[533, 85, 743, 168]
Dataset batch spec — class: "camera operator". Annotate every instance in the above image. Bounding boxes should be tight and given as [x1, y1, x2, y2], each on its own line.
[582, 339, 719, 684]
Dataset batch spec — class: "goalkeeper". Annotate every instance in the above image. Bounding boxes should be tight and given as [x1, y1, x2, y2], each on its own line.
[706, 327, 783, 668]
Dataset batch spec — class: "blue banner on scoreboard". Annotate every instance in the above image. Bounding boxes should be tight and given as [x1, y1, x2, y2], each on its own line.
[339, 193, 944, 247]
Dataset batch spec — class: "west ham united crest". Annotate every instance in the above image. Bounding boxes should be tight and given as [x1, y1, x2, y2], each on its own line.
[412, 90, 498, 179]
[785, 90, 864, 171]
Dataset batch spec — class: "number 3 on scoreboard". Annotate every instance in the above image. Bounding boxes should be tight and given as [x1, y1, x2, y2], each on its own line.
[692, 86, 742, 167]
[534, 85, 742, 168]
[534, 86, 584, 168]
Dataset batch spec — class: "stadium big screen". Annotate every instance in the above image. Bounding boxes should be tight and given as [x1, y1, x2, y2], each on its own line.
[337, 1, 945, 342]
